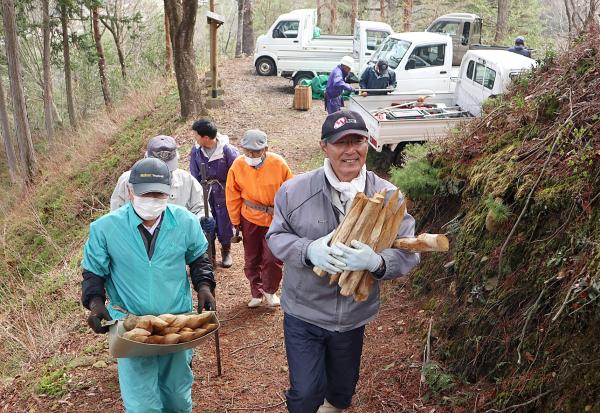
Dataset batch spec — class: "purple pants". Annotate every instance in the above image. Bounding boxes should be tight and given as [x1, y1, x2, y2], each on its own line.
[325, 95, 343, 114]
[240, 216, 283, 298]
[209, 184, 233, 246]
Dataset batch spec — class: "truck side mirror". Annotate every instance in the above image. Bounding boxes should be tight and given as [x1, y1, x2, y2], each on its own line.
[273, 28, 282, 38]
[406, 59, 416, 70]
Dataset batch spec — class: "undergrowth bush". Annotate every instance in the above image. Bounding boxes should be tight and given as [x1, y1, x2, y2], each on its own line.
[389, 144, 442, 200]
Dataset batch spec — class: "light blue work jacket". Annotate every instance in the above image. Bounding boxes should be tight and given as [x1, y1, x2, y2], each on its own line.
[82, 203, 208, 320]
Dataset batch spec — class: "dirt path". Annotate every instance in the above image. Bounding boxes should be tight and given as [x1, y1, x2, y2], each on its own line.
[2, 58, 448, 413]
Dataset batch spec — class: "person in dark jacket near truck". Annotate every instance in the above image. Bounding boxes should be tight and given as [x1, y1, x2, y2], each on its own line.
[82, 158, 216, 413]
[359, 58, 397, 96]
[266, 110, 420, 413]
[507, 36, 531, 58]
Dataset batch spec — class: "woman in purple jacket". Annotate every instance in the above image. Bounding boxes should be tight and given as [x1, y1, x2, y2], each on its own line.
[190, 119, 240, 267]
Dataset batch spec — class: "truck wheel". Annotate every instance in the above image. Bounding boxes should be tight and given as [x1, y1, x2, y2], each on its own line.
[393, 143, 408, 165]
[293, 72, 314, 87]
[255, 57, 276, 76]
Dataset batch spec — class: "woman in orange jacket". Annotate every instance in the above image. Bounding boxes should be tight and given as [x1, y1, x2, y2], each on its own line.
[226, 129, 293, 307]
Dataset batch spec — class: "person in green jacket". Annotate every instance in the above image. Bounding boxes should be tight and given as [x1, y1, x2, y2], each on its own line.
[81, 157, 216, 413]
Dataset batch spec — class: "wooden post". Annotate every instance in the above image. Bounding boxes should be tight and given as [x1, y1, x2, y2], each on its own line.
[210, 0, 217, 99]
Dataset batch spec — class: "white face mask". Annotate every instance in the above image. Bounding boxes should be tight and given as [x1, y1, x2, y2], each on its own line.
[132, 195, 168, 220]
[244, 155, 263, 167]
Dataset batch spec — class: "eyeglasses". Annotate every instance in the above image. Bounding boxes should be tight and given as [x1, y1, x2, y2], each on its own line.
[331, 136, 368, 147]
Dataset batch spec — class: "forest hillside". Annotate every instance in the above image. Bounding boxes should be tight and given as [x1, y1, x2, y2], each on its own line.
[397, 25, 599, 412]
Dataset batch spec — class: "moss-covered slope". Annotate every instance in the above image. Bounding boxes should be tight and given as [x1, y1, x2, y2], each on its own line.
[403, 26, 600, 411]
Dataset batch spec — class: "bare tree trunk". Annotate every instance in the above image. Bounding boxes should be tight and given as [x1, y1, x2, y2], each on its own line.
[316, 0, 322, 27]
[0, 76, 18, 183]
[2, 0, 37, 182]
[60, 2, 77, 128]
[51, 99, 64, 127]
[241, 0, 254, 55]
[100, 17, 127, 79]
[351, 0, 358, 33]
[330, 0, 337, 32]
[380, 0, 385, 20]
[164, 0, 203, 118]
[494, 0, 510, 43]
[563, 0, 573, 37]
[403, 0, 412, 31]
[584, 0, 598, 26]
[92, 7, 112, 107]
[235, 0, 243, 57]
[164, 13, 173, 75]
[42, 0, 54, 143]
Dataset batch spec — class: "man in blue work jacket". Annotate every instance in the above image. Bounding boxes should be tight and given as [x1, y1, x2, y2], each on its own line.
[81, 157, 216, 413]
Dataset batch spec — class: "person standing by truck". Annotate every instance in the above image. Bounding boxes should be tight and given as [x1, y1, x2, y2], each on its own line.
[359, 58, 397, 96]
[325, 56, 356, 114]
[266, 110, 420, 413]
[190, 119, 240, 268]
[507, 36, 531, 58]
[226, 129, 293, 308]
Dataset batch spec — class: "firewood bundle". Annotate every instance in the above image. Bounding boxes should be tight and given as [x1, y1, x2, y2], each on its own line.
[121, 313, 218, 344]
[312, 190, 405, 301]
[314, 190, 449, 302]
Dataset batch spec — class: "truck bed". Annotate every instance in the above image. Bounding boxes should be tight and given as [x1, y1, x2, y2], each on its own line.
[348, 93, 474, 151]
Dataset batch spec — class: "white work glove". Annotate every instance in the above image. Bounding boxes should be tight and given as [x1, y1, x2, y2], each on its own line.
[307, 232, 346, 275]
[334, 240, 383, 273]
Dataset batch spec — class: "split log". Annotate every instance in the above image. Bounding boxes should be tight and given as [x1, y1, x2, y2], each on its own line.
[351, 195, 407, 300]
[313, 193, 368, 277]
[392, 233, 449, 252]
[337, 192, 386, 293]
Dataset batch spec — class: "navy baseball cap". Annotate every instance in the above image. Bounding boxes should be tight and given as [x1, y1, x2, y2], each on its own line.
[128, 158, 171, 196]
[321, 110, 369, 143]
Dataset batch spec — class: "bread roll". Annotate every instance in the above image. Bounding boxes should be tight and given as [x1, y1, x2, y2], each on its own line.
[145, 335, 165, 344]
[178, 331, 196, 342]
[163, 333, 181, 344]
[161, 327, 181, 335]
[170, 314, 190, 329]
[192, 328, 207, 339]
[158, 313, 177, 324]
[123, 315, 139, 331]
[185, 313, 213, 329]
[202, 323, 218, 333]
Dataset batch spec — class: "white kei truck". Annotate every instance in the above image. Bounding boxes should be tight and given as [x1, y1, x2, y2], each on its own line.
[253, 9, 392, 86]
[348, 48, 537, 163]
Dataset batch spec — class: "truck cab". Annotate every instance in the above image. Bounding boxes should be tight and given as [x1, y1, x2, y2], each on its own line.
[455, 49, 537, 116]
[367, 32, 456, 94]
[426, 13, 483, 66]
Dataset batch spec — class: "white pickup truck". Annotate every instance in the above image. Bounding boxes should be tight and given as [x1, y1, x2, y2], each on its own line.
[349, 49, 536, 162]
[253, 9, 392, 86]
[365, 31, 459, 94]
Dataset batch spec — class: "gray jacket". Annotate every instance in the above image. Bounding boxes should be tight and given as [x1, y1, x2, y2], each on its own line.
[266, 168, 420, 332]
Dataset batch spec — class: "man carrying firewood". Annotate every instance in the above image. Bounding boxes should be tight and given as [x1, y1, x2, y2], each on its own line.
[266, 110, 420, 413]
